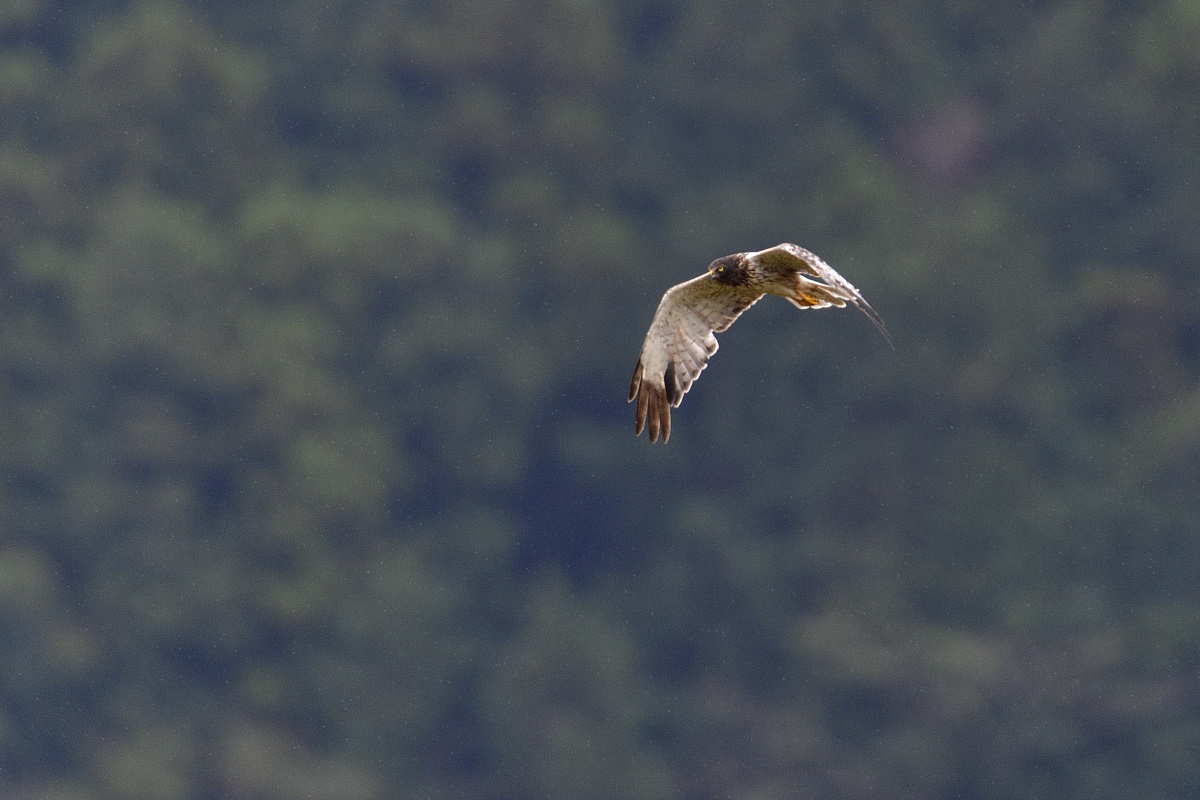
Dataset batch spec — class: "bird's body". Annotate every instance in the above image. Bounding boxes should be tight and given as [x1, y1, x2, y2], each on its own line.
[628, 243, 889, 442]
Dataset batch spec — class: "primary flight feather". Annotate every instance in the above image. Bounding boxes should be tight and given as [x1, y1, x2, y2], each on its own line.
[628, 243, 890, 442]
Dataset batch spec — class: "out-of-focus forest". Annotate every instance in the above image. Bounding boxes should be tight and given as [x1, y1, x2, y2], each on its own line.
[1, 0, 1199, 797]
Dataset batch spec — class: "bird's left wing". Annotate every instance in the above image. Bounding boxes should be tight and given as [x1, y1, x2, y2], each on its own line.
[628, 274, 762, 442]
[748, 243, 891, 345]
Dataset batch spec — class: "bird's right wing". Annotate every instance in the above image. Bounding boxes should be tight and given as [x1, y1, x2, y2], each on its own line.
[628, 274, 762, 442]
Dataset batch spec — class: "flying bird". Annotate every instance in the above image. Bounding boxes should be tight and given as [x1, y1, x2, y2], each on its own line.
[628, 243, 890, 442]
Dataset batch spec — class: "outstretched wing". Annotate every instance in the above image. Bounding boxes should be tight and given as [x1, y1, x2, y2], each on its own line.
[748, 243, 892, 345]
[628, 273, 763, 442]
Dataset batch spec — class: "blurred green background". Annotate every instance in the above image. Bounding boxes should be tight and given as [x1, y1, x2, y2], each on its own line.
[2, 0, 1199, 798]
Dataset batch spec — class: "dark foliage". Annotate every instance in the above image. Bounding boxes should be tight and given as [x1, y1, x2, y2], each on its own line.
[1, 0, 1198, 797]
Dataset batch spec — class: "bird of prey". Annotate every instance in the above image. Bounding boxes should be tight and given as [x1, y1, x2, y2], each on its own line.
[628, 243, 890, 442]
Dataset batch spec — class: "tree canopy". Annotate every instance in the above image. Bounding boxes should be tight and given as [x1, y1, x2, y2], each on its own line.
[1, 1, 1199, 798]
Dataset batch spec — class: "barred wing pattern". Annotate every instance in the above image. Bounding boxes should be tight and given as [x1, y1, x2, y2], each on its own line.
[628, 274, 763, 442]
[749, 243, 890, 340]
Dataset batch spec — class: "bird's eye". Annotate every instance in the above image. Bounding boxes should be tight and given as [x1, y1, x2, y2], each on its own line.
[716, 265, 725, 273]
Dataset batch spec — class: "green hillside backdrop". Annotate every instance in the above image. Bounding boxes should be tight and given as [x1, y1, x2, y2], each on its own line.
[1, 1, 1199, 797]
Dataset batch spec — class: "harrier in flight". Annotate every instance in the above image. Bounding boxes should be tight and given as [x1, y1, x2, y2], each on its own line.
[629, 243, 890, 442]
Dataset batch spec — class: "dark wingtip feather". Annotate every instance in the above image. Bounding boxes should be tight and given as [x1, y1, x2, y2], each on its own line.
[663, 361, 677, 405]
[854, 299, 894, 349]
[634, 379, 649, 436]
[631, 363, 674, 442]
[636, 382, 670, 443]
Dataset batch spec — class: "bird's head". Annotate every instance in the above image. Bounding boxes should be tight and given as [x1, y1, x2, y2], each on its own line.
[708, 254, 744, 284]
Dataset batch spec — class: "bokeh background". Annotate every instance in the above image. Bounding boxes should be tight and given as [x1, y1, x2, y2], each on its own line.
[2, 1, 1199, 798]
